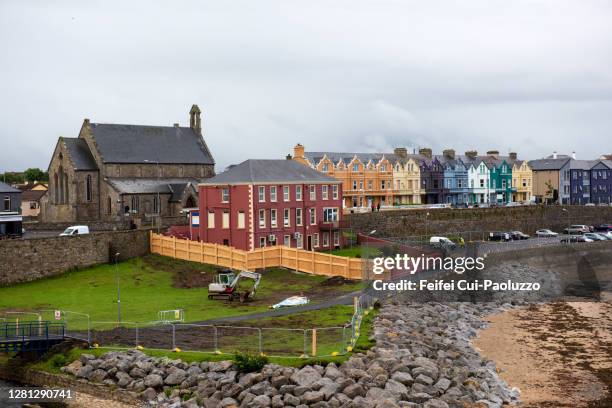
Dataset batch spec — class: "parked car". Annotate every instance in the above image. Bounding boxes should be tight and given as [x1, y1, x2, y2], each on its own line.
[563, 227, 585, 235]
[583, 232, 606, 241]
[505, 202, 521, 207]
[561, 235, 593, 243]
[59, 225, 90, 236]
[597, 231, 612, 239]
[509, 231, 530, 240]
[594, 224, 612, 232]
[489, 232, 511, 242]
[566, 225, 591, 233]
[585, 203, 595, 207]
[430, 236, 457, 249]
[535, 229, 558, 237]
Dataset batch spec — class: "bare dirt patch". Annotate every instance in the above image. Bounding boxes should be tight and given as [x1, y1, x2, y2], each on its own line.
[474, 300, 612, 408]
[143, 255, 216, 288]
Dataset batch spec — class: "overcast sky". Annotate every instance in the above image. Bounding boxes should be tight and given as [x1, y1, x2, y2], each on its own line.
[1, 0, 611, 172]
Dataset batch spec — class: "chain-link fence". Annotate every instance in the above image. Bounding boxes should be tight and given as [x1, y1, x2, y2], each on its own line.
[7, 296, 376, 358]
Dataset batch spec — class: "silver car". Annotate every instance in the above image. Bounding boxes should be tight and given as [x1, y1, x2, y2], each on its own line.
[535, 229, 558, 237]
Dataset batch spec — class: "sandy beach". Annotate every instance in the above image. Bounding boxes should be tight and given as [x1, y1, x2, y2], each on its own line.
[474, 299, 612, 407]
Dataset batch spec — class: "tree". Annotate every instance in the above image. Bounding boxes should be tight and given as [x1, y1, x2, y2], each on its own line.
[24, 168, 46, 183]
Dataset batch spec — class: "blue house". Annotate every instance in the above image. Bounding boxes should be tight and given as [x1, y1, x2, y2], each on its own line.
[560, 160, 596, 204]
[439, 150, 469, 205]
[590, 160, 612, 204]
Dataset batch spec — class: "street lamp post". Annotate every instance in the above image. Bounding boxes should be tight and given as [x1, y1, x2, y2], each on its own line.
[562, 208, 570, 239]
[425, 212, 430, 243]
[114, 252, 121, 325]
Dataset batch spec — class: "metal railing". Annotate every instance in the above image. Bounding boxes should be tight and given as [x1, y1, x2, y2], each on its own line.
[1, 299, 376, 358]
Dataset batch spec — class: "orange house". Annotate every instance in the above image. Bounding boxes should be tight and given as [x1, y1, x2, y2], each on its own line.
[293, 144, 411, 209]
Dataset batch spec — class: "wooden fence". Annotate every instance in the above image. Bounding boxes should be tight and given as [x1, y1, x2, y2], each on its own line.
[150, 232, 368, 280]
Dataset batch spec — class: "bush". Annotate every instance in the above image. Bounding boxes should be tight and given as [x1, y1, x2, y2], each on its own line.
[232, 352, 268, 373]
[48, 353, 68, 369]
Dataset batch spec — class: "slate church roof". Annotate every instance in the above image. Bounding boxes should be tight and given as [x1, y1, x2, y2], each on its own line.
[63, 138, 98, 170]
[89, 123, 214, 165]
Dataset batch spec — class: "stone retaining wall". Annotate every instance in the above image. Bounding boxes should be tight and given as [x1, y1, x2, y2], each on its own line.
[345, 205, 612, 237]
[0, 229, 150, 286]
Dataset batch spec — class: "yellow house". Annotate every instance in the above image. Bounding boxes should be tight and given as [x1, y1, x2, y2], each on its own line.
[392, 155, 422, 205]
[511, 160, 533, 202]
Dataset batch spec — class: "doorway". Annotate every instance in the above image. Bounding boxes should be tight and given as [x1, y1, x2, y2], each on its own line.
[307, 235, 312, 251]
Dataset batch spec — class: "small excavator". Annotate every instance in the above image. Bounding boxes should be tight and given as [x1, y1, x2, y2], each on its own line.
[208, 270, 262, 303]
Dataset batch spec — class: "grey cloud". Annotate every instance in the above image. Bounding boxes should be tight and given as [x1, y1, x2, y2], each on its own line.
[1, 0, 611, 173]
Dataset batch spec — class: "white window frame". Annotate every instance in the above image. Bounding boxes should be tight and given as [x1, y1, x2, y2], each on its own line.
[323, 207, 339, 222]
[221, 187, 230, 203]
[296, 208, 303, 226]
[258, 209, 266, 228]
[309, 208, 316, 225]
[258, 186, 265, 202]
[309, 185, 316, 200]
[284, 235, 291, 247]
[322, 232, 329, 247]
[283, 185, 290, 201]
[322, 185, 328, 200]
[296, 234, 303, 249]
[333, 231, 340, 246]
[259, 237, 266, 248]
[270, 186, 277, 202]
[313, 233, 319, 248]
[332, 185, 338, 199]
[237, 211, 245, 229]
[270, 209, 277, 228]
[284, 208, 290, 227]
[296, 185, 302, 201]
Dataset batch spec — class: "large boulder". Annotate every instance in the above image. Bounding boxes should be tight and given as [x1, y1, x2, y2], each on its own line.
[290, 366, 322, 387]
[62, 360, 83, 376]
[143, 373, 163, 388]
[164, 368, 187, 385]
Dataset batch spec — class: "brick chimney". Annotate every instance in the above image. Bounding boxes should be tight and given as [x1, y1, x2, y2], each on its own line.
[443, 149, 455, 159]
[509, 152, 517, 160]
[419, 148, 432, 159]
[189, 104, 202, 134]
[465, 150, 478, 159]
[394, 147, 408, 158]
[293, 143, 305, 159]
[486, 150, 499, 159]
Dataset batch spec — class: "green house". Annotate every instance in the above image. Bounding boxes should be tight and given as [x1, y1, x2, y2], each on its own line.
[486, 156, 514, 203]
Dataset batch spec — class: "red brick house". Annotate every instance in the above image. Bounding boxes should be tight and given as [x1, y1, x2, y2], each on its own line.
[198, 159, 343, 251]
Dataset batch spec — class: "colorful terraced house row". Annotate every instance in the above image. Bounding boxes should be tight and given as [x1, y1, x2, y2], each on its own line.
[292, 145, 612, 209]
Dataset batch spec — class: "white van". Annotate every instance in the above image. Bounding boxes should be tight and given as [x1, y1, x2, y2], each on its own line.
[60, 225, 90, 236]
[430, 236, 456, 249]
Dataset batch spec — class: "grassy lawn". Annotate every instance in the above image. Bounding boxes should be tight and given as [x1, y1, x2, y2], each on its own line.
[331, 245, 383, 258]
[0, 255, 364, 328]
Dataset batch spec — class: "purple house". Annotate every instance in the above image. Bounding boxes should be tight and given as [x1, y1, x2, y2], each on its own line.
[590, 160, 612, 204]
[420, 157, 445, 204]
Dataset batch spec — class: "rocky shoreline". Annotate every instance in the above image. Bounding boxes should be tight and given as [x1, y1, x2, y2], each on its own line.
[57, 298, 519, 408]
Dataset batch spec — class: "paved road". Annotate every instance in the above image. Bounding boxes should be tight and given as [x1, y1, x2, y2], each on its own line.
[21, 230, 63, 239]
